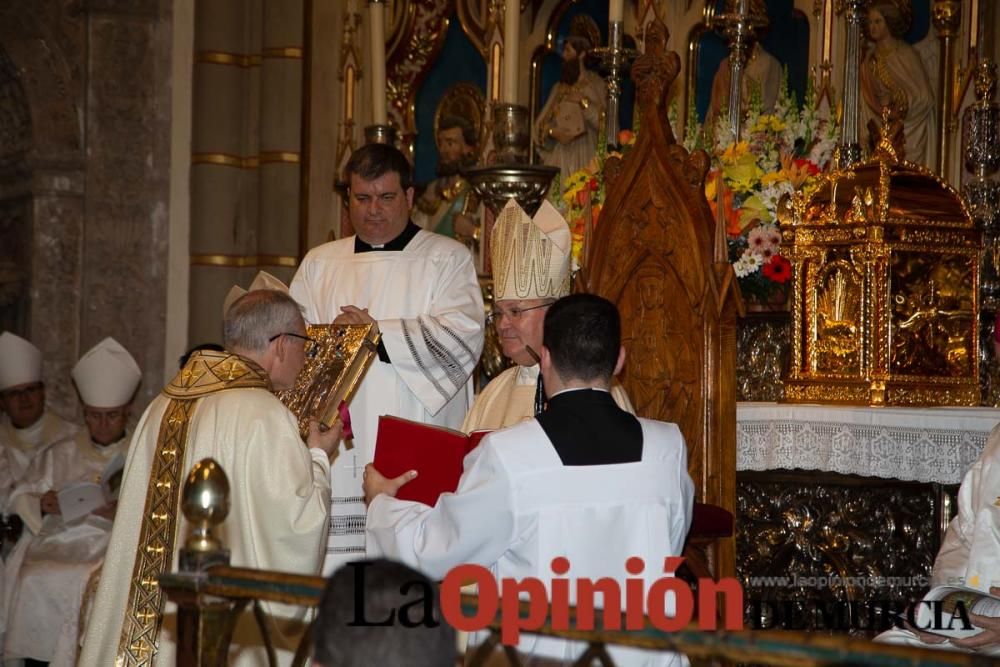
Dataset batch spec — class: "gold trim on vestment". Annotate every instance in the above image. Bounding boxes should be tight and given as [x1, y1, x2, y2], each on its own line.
[114, 352, 270, 665]
[262, 47, 303, 59]
[195, 51, 262, 67]
[189, 254, 298, 268]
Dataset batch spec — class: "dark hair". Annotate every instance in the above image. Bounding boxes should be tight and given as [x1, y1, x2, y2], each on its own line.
[314, 559, 456, 667]
[344, 143, 413, 191]
[178, 343, 224, 369]
[438, 115, 477, 147]
[542, 293, 620, 381]
[564, 35, 592, 56]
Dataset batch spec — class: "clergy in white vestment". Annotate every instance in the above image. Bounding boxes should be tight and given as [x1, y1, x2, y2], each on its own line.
[874, 423, 1000, 655]
[462, 198, 633, 433]
[2, 336, 140, 666]
[0, 332, 79, 513]
[290, 143, 484, 574]
[365, 294, 694, 666]
[79, 291, 341, 667]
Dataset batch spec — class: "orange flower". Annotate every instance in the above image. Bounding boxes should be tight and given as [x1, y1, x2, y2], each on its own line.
[574, 187, 589, 208]
[618, 129, 635, 145]
[707, 177, 741, 237]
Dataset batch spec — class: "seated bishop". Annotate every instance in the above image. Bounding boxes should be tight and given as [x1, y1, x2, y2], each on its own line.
[462, 198, 633, 433]
[2, 337, 141, 667]
[0, 333, 80, 516]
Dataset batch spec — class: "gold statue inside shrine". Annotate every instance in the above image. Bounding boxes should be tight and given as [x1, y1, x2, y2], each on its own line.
[784, 130, 981, 406]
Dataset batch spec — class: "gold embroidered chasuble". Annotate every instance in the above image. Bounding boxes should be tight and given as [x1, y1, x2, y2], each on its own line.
[80, 349, 332, 666]
[115, 351, 271, 665]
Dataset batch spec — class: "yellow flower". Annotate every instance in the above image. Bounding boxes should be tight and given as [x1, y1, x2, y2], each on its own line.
[723, 159, 763, 193]
[720, 141, 751, 165]
[751, 114, 786, 134]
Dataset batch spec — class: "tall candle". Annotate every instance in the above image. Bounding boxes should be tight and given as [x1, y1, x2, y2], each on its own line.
[822, 0, 833, 62]
[502, 0, 519, 102]
[609, 0, 624, 23]
[369, 0, 387, 124]
[968, 0, 979, 56]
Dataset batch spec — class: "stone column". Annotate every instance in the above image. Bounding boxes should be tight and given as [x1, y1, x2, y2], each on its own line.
[188, 0, 263, 347]
[258, 0, 304, 280]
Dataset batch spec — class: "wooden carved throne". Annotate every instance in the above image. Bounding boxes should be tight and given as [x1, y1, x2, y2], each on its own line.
[580, 19, 741, 579]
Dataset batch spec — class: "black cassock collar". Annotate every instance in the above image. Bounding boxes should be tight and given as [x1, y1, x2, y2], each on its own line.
[354, 221, 421, 253]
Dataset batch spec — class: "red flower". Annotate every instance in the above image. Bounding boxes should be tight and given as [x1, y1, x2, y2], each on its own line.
[588, 177, 599, 192]
[793, 158, 820, 176]
[762, 255, 792, 284]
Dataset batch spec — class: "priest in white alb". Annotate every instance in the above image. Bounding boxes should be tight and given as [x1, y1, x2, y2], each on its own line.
[290, 143, 484, 573]
[2, 337, 141, 666]
[79, 290, 340, 666]
[462, 198, 633, 432]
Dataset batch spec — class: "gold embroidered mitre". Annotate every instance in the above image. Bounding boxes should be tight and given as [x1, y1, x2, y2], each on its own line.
[491, 198, 572, 301]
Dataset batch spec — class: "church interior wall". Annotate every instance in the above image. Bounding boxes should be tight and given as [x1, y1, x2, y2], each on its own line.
[0, 0, 173, 421]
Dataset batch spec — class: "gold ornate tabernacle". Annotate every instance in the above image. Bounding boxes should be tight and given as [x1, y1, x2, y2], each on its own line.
[784, 138, 981, 406]
[277, 323, 380, 437]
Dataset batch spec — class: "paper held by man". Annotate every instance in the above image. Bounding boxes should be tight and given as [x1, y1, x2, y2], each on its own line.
[277, 322, 381, 439]
[56, 451, 125, 523]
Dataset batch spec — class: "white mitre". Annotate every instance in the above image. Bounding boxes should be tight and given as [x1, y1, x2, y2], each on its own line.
[0, 332, 43, 391]
[72, 337, 142, 408]
[222, 270, 289, 316]
[490, 198, 572, 301]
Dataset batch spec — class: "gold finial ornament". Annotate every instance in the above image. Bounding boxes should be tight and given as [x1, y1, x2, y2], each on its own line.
[181, 458, 230, 555]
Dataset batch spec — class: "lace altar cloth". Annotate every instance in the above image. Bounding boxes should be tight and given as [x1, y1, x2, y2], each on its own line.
[737, 402, 1000, 484]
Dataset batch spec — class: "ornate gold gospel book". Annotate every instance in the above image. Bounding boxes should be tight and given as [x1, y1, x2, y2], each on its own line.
[277, 323, 381, 438]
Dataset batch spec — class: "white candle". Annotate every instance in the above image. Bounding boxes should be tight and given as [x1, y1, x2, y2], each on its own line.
[822, 0, 833, 62]
[369, 0, 387, 124]
[502, 0, 519, 103]
[609, 0, 624, 23]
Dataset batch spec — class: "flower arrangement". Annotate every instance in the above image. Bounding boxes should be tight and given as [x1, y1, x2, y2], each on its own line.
[686, 79, 840, 305]
[554, 78, 838, 304]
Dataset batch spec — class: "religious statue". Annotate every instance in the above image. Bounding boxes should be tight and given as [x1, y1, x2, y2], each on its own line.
[860, 0, 936, 167]
[706, 0, 782, 128]
[413, 83, 485, 251]
[534, 14, 607, 180]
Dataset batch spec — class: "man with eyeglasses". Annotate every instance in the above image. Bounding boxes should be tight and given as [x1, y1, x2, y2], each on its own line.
[461, 199, 633, 433]
[81, 290, 341, 666]
[2, 337, 140, 666]
[290, 143, 484, 575]
[0, 333, 79, 523]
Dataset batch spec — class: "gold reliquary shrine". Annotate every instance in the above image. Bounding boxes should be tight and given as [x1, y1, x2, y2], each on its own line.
[783, 145, 981, 406]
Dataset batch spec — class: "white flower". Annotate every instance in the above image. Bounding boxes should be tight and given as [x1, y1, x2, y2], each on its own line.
[733, 249, 762, 278]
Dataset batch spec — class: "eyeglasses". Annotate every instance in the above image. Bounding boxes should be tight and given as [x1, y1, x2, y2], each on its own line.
[486, 303, 551, 326]
[269, 332, 318, 359]
[269, 332, 314, 344]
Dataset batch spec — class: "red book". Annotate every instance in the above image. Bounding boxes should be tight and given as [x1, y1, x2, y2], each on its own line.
[372, 416, 491, 506]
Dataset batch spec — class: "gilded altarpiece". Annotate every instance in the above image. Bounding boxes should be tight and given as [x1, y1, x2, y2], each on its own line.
[784, 146, 981, 406]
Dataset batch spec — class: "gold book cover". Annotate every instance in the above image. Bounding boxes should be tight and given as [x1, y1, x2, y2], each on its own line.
[277, 323, 381, 438]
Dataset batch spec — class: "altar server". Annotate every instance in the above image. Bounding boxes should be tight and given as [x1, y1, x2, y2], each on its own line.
[290, 143, 484, 573]
[364, 294, 693, 666]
